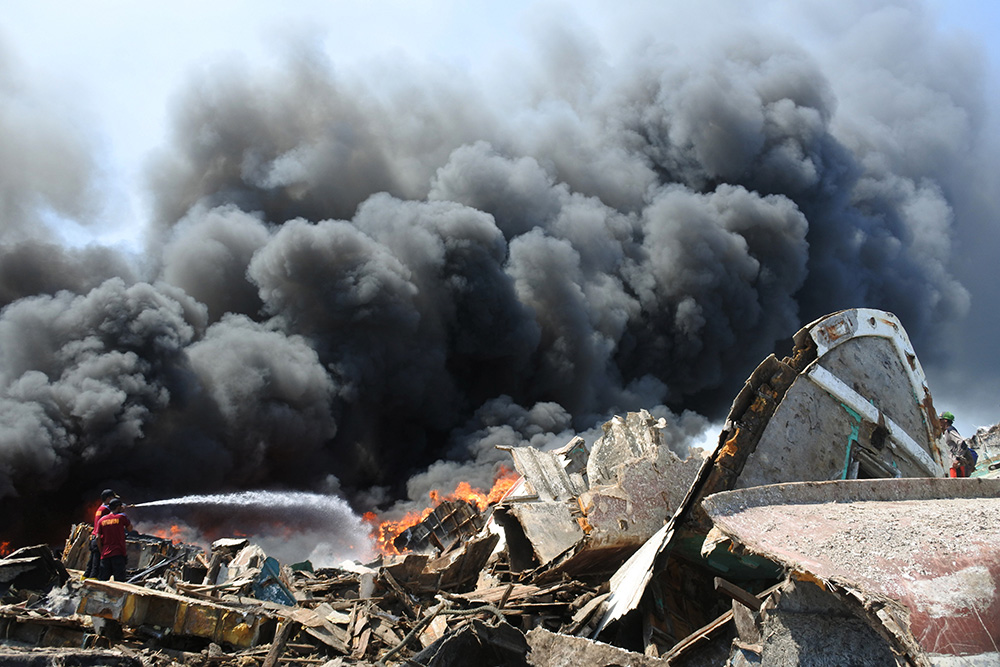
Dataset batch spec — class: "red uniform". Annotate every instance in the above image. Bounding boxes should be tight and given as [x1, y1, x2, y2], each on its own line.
[92, 504, 111, 535]
[96, 511, 133, 558]
[84, 502, 115, 578]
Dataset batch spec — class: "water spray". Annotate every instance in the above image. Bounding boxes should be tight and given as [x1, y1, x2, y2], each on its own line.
[134, 490, 354, 512]
[133, 490, 376, 567]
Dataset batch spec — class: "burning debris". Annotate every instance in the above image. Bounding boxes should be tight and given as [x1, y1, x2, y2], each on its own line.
[2, 309, 998, 666]
[389, 499, 485, 555]
[365, 468, 520, 558]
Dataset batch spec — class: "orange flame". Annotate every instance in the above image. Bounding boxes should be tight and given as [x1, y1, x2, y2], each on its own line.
[151, 524, 188, 544]
[0, 541, 10, 557]
[366, 466, 520, 556]
[85, 501, 105, 529]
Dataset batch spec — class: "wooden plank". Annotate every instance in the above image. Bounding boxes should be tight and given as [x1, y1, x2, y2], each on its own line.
[381, 569, 417, 618]
[352, 627, 372, 660]
[262, 619, 298, 667]
[714, 577, 763, 611]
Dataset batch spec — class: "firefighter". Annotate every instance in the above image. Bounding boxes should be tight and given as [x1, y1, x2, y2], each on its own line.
[83, 489, 118, 579]
[96, 497, 134, 582]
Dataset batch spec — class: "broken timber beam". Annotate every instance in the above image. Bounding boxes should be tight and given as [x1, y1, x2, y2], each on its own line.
[262, 619, 299, 667]
[713, 577, 763, 611]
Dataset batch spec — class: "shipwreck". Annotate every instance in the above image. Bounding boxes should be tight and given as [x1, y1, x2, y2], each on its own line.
[2, 308, 997, 666]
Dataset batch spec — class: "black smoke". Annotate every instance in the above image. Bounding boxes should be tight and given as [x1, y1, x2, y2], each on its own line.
[1, 2, 996, 548]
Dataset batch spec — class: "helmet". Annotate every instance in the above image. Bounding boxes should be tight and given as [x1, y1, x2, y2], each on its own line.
[940, 411, 955, 422]
[101, 489, 117, 500]
[107, 497, 123, 511]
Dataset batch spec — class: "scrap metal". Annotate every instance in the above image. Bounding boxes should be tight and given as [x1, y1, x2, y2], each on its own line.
[392, 499, 485, 554]
[3, 308, 997, 666]
[76, 578, 275, 648]
[592, 308, 951, 644]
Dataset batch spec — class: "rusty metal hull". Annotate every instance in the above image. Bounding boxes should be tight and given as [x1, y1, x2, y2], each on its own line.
[703, 477, 1000, 662]
[736, 308, 943, 490]
[594, 309, 953, 641]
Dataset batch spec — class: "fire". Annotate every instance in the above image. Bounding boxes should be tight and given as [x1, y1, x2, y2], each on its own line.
[0, 541, 10, 556]
[148, 522, 254, 546]
[364, 507, 433, 556]
[486, 470, 520, 505]
[86, 501, 103, 525]
[151, 524, 191, 544]
[366, 466, 520, 556]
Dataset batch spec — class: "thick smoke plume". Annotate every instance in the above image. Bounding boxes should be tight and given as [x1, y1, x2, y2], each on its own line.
[1, 3, 996, 550]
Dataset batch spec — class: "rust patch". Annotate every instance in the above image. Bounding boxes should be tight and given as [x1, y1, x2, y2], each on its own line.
[717, 428, 741, 459]
[790, 569, 828, 591]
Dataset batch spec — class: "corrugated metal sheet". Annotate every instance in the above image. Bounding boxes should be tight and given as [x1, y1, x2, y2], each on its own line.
[507, 446, 584, 502]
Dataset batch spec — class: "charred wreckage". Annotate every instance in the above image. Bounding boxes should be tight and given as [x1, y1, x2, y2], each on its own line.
[2, 309, 999, 667]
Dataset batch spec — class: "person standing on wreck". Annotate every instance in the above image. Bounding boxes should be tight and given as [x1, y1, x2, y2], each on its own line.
[96, 497, 133, 581]
[941, 411, 973, 478]
[83, 488, 118, 579]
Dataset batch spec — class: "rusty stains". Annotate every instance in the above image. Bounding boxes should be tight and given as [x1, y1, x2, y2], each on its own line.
[814, 319, 853, 347]
[76, 579, 274, 648]
[789, 569, 828, 591]
[703, 478, 1000, 660]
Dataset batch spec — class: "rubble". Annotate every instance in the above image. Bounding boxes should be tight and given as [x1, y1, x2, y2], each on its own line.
[966, 423, 1000, 477]
[392, 500, 485, 554]
[0, 545, 69, 601]
[1, 309, 997, 666]
[495, 410, 703, 581]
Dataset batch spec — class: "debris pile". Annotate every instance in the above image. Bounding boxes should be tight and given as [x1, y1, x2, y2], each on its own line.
[967, 423, 1000, 476]
[2, 309, 998, 666]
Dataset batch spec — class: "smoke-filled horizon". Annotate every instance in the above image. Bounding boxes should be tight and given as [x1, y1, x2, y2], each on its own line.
[2, 1, 999, 550]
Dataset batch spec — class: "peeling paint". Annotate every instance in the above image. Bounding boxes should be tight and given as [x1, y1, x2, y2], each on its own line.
[910, 566, 996, 618]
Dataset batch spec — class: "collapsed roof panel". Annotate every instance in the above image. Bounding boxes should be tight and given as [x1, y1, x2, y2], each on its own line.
[498, 502, 583, 567]
[702, 477, 1000, 663]
[504, 441, 587, 502]
[587, 412, 669, 486]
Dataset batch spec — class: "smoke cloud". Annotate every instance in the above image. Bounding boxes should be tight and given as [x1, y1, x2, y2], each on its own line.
[1, 2, 997, 557]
